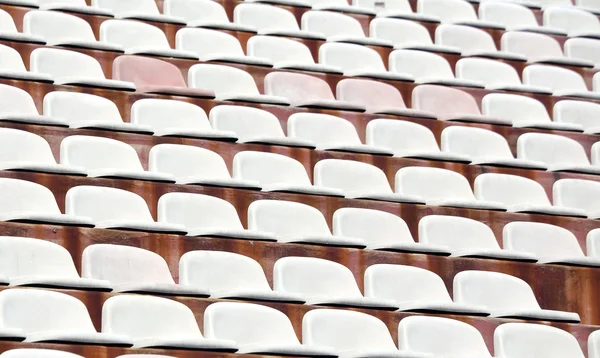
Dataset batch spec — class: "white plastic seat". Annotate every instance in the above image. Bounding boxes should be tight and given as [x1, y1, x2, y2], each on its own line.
[364, 0, 441, 23]
[306, 0, 376, 16]
[366, 119, 470, 162]
[395, 166, 508, 210]
[248, 200, 366, 248]
[504, 221, 600, 267]
[592, 142, 600, 166]
[82, 244, 206, 295]
[554, 178, 600, 219]
[577, 0, 600, 12]
[554, 99, 600, 134]
[482, 93, 583, 131]
[494, 323, 586, 358]
[188, 64, 290, 105]
[162, 0, 256, 32]
[273, 257, 398, 309]
[478, 1, 567, 35]
[0, 43, 52, 83]
[102, 295, 237, 350]
[301, 10, 391, 47]
[370, 17, 459, 53]
[43, 91, 152, 134]
[209, 105, 314, 148]
[389, 49, 482, 87]
[23, 10, 123, 52]
[0, 84, 64, 126]
[287, 113, 392, 155]
[417, 0, 505, 29]
[92, 0, 186, 24]
[564, 38, 600, 67]
[0, 8, 46, 44]
[232, 151, 343, 197]
[0, 349, 84, 358]
[0, 178, 93, 227]
[29, 48, 136, 91]
[517, 132, 600, 174]
[365, 264, 488, 315]
[419, 215, 536, 260]
[100, 20, 197, 59]
[587, 229, 600, 258]
[0, 288, 132, 345]
[440, 126, 548, 170]
[244, 0, 312, 10]
[474, 173, 587, 217]
[60, 135, 175, 182]
[33, 0, 112, 16]
[65, 186, 186, 234]
[455, 57, 553, 94]
[203, 302, 336, 356]
[319, 42, 414, 81]
[544, 7, 600, 39]
[180, 250, 304, 303]
[314, 159, 425, 204]
[130, 98, 237, 140]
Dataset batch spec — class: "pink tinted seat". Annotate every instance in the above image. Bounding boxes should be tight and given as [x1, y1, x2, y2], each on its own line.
[264, 72, 365, 112]
[112, 55, 215, 99]
[336, 78, 436, 119]
[411, 85, 511, 125]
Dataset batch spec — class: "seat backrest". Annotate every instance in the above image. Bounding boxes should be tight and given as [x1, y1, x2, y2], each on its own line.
[102, 295, 203, 340]
[417, 0, 478, 22]
[577, 0, 600, 9]
[412, 85, 481, 117]
[474, 173, 552, 207]
[188, 64, 260, 96]
[65, 186, 155, 223]
[0, 178, 61, 215]
[301, 10, 366, 37]
[553, 178, 600, 214]
[233, 3, 300, 31]
[176, 28, 245, 57]
[246, 35, 315, 64]
[287, 112, 362, 146]
[389, 49, 455, 79]
[441, 126, 514, 159]
[435, 24, 498, 52]
[418, 214, 500, 249]
[494, 323, 585, 358]
[0, 9, 19, 34]
[503, 221, 585, 258]
[364, 264, 452, 303]
[209, 105, 285, 141]
[307, 0, 352, 6]
[587, 229, 600, 258]
[163, 0, 230, 23]
[517, 132, 591, 166]
[43, 91, 123, 125]
[113, 55, 187, 87]
[0, 84, 40, 115]
[37, 0, 88, 5]
[23, 10, 97, 43]
[553, 99, 600, 129]
[523, 64, 588, 92]
[179, 251, 272, 291]
[370, 18, 433, 46]
[366, 119, 440, 154]
[319, 42, 387, 73]
[501, 32, 565, 60]
[232, 151, 312, 186]
[93, 0, 160, 15]
[302, 309, 398, 352]
[565, 38, 600, 67]
[313, 158, 394, 194]
[378, 0, 418, 12]
[398, 316, 491, 356]
[247, 200, 332, 238]
[478, 1, 539, 28]
[131, 98, 212, 131]
[456, 57, 522, 86]
[273, 256, 363, 297]
[0, 348, 84, 358]
[0, 44, 28, 73]
[60, 135, 145, 172]
[81, 244, 175, 284]
[337, 79, 408, 113]
[333, 207, 416, 245]
[30, 48, 107, 80]
[395, 166, 476, 201]
[100, 19, 171, 50]
[264, 71, 335, 102]
[544, 7, 600, 34]
[148, 144, 232, 180]
[482, 93, 551, 125]
[0, 128, 57, 164]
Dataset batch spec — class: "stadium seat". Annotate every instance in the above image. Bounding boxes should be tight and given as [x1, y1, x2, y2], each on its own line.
[590, 142, 600, 165]
[576, 0, 600, 12]
[65, 186, 187, 234]
[587, 229, 600, 258]
[209, 105, 315, 148]
[388, 49, 483, 87]
[523, 64, 600, 99]
[43, 92, 152, 134]
[494, 323, 586, 358]
[440, 126, 548, 169]
[82, 244, 207, 295]
[0, 44, 52, 82]
[0, 349, 84, 358]
[263, 71, 364, 111]
[158, 192, 273, 240]
[102, 295, 237, 350]
[543, 7, 600, 38]
[30, 48, 136, 91]
[273, 256, 397, 309]
[130, 98, 237, 140]
[112, 55, 215, 98]
[361, 0, 440, 21]
[474, 173, 587, 217]
[365, 264, 488, 314]
[366, 119, 470, 162]
[0, 288, 131, 345]
[248, 199, 365, 247]
[307, 0, 375, 16]
[162, 0, 255, 32]
[395, 166, 508, 210]
[554, 178, 600, 219]
[319, 42, 413, 81]
[179, 250, 304, 302]
[92, 0, 185, 24]
[397, 316, 493, 357]
[504, 221, 600, 267]
[232, 151, 343, 196]
[188, 64, 289, 105]
[60, 136, 175, 182]
[517, 132, 600, 174]
[301, 10, 391, 46]
[148, 144, 260, 189]
[411, 85, 512, 125]
[203, 302, 336, 356]
[419, 215, 536, 260]
[32, 0, 112, 16]
[502, 31, 594, 67]
[0, 8, 46, 44]
[478, 1, 566, 35]
[0, 178, 93, 226]
[369, 18, 460, 54]
[564, 38, 600, 67]
[553, 100, 600, 134]
[0, 84, 67, 126]
[313, 158, 425, 203]
[287, 113, 392, 155]
[417, 0, 505, 29]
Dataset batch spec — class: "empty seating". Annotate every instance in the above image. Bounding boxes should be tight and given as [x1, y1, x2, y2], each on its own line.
[478, 1, 566, 35]
[308, 0, 375, 15]
[587, 229, 600, 258]
[34, 0, 108, 15]
[361, 0, 440, 21]
[502, 31, 594, 67]
[494, 323, 586, 358]
[417, 0, 504, 29]
[543, 6, 600, 38]
[102, 295, 236, 350]
[564, 38, 600, 67]
[60, 135, 175, 182]
[419, 215, 535, 260]
[248, 199, 365, 247]
[395, 166, 507, 210]
[0, 349, 84, 358]
[0, 84, 67, 126]
[554, 178, 600, 219]
[313, 158, 425, 203]
[504, 221, 600, 267]
[370, 18, 461, 54]
[92, 0, 185, 24]
[65, 186, 186, 234]
[0, 44, 52, 83]
[82, 244, 206, 295]
[553, 100, 600, 134]
[162, 0, 255, 32]
[179, 250, 303, 302]
[273, 256, 397, 309]
[523, 64, 600, 100]
[0, 8, 46, 44]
